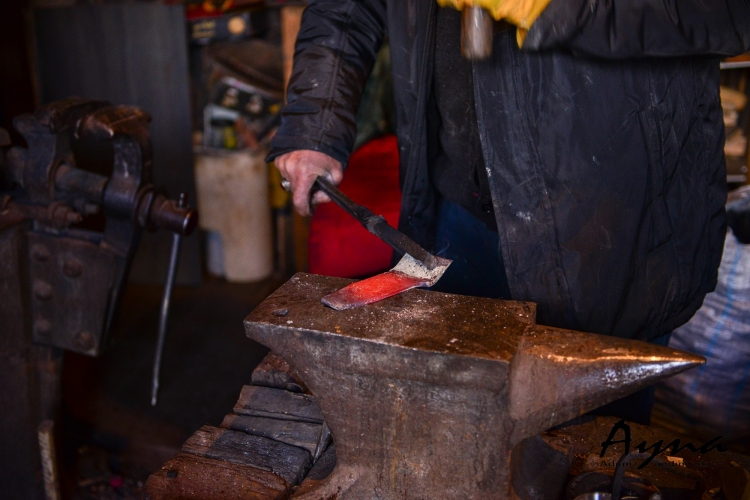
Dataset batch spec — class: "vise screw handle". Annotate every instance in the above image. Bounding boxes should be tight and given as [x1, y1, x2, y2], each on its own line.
[150, 193, 187, 406]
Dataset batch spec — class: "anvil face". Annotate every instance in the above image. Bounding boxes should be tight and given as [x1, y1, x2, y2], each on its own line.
[244, 274, 704, 499]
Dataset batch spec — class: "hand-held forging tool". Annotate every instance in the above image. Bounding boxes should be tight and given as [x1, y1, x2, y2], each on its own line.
[306, 176, 451, 309]
[314, 176, 442, 271]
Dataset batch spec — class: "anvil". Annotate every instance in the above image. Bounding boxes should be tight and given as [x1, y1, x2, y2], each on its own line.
[244, 274, 704, 499]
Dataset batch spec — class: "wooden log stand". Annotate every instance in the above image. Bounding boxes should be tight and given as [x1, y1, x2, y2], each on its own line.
[145, 353, 333, 499]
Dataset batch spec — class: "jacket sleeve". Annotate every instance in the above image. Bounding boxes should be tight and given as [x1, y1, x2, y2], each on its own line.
[523, 0, 750, 58]
[268, 0, 387, 166]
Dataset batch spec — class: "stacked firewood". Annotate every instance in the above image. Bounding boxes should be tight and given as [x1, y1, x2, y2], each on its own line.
[145, 353, 335, 500]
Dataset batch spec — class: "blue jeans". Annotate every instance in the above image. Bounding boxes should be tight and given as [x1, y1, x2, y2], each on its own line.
[430, 199, 511, 299]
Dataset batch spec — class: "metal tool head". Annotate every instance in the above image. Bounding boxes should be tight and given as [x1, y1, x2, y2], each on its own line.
[321, 253, 452, 310]
[461, 6, 494, 60]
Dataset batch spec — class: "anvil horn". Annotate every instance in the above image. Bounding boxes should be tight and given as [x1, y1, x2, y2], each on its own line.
[244, 274, 705, 500]
[508, 326, 705, 440]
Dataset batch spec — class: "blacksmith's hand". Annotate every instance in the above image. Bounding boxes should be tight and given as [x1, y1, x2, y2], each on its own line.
[275, 150, 344, 217]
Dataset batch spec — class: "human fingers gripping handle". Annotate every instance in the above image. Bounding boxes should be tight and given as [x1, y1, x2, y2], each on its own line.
[275, 150, 343, 216]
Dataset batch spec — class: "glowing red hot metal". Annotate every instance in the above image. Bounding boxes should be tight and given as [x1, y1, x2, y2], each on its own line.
[321, 254, 451, 310]
[311, 177, 451, 309]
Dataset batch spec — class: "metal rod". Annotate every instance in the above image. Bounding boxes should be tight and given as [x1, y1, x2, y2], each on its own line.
[150, 193, 186, 406]
[721, 60, 750, 70]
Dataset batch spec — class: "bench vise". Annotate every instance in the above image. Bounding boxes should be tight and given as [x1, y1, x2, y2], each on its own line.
[1, 97, 196, 356]
[0, 98, 197, 499]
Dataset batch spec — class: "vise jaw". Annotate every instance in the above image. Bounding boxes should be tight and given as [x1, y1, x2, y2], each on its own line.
[245, 273, 704, 500]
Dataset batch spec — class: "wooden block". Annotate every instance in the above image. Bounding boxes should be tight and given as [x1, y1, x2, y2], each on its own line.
[234, 386, 324, 424]
[251, 352, 307, 393]
[183, 426, 311, 487]
[721, 463, 750, 500]
[292, 444, 337, 498]
[145, 452, 290, 500]
[221, 414, 329, 458]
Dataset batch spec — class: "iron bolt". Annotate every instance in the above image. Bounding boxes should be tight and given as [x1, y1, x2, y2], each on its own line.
[33, 280, 53, 301]
[82, 202, 100, 216]
[66, 211, 83, 224]
[74, 331, 95, 352]
[63, 259, 83, 278]
[31, 244, 51, 263]
[48, 203, 82, 228]
[35, 319, 52, 335]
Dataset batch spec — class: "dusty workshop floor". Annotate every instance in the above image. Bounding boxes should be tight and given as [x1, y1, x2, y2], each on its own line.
[59, 276, 285, 499]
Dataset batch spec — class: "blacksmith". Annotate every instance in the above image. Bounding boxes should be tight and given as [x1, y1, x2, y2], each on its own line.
[269, 0, 750, 421]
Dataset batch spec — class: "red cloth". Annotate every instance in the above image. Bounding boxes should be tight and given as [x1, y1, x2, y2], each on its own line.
[309, 135, 401, 278]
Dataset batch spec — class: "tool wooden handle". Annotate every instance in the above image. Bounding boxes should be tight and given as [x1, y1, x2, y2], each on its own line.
[461, 6, 493, 60]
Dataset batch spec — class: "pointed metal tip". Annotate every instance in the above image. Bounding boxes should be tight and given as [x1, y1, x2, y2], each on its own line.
[590, 341, 706, 381]
[509, 327, 706, 436]
[598, 349, 705, 398]
[653, 349, 706, 371]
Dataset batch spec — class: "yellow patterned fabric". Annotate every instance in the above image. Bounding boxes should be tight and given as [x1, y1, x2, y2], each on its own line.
[435, 0, 553, 46]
